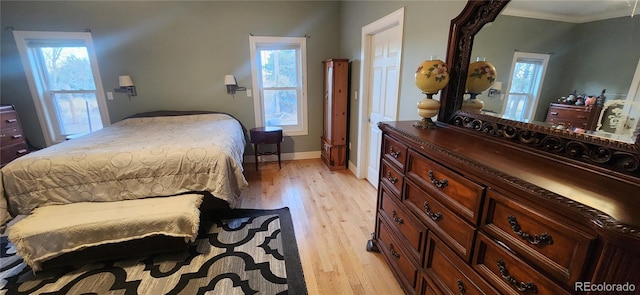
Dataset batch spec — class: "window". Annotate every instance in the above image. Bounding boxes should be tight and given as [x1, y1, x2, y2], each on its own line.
[249, 36, 308, 136]
[13, 31, 109, 146]
[502, 52, 550, 122]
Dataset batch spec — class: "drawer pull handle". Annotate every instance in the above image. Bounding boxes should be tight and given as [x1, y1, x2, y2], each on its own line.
[389, 146, 400, 158]
[386, 171, 398, 184]
[507, 215, 554, 246]
[457, 279, 467, 295]
[428, 170, 448, 188]
[423, 202, 442, 221]
[12, 134, 23, 139]
[17, 149, 28, 154]
[388, 244, 400, 258]
[497, 260, 538, 293]
[6, 119, 17, 123]
[549, 112, 558, 115]
[392, 210, 404, 225]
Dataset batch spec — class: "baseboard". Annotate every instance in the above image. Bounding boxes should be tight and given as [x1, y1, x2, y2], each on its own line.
[348, 160, 360, 178]
[244, 151, 321, 163]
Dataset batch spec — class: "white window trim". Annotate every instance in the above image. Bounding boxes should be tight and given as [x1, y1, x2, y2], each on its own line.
[502, 51, 550, 122]
[13, 30, 110, 146]
[249, 36, 308, 136]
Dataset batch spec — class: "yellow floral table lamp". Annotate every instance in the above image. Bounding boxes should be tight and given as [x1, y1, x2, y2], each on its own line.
[463, 59, 496, 113]
[414, 58, 450, 129]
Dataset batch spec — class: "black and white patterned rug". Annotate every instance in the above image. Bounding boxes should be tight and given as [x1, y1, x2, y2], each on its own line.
[0, 207, 307, 295]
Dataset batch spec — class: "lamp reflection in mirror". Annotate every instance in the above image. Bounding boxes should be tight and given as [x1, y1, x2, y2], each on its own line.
[225, 74, 246, 97]
[414, 57, 450, 129]
[114, 75, 137, 99]
[462, 58, 496, 113]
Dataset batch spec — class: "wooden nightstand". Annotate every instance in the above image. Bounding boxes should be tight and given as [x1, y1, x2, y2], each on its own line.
[250, 126, 283, 170]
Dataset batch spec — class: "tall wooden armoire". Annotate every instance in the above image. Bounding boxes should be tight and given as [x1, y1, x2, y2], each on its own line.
[321, 59, 349, 170]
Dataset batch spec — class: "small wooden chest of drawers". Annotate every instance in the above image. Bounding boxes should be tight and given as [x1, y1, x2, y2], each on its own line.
[545, 103, 602, 131]
[1, 105, 29, 166]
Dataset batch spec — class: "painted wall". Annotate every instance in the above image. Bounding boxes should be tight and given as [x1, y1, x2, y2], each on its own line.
[339, 1, 465, 169]
[1, 1, 342, 151]
[472, 15, 640, 122]
[1, 0, 466, 174]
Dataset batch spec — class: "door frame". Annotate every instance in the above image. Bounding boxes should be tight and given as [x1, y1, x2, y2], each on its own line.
[355, 7, 404, 179]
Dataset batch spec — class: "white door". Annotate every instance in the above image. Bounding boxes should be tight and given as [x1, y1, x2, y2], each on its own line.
[366, 25, 402, 188]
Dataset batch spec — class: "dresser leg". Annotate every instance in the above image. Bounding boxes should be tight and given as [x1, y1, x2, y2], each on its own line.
[366, 232, 379, 252]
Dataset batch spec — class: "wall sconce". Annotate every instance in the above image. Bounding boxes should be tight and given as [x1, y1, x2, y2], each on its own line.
[114, 75, 137, 99]
[225, 74, 246, 97]
[488, 81, 502, 97]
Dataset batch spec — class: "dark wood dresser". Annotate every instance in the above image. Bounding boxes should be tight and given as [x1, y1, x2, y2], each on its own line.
[1, 104, 29, 166]
[371, 121, 640, 295]
[545, 103, 602, 131]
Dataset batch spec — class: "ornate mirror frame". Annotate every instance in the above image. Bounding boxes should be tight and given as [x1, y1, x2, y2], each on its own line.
[438, 0, 640, 178]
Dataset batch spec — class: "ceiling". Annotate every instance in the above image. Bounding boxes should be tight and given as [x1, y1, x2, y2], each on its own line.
[503, 0, 639, 23]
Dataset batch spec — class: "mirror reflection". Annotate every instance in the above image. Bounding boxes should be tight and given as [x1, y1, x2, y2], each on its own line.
[470, 0, 640, 143]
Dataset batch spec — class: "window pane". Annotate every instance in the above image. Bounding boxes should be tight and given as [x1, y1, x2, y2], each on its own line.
[260, 49, 298, 88]
[504, 94, 529, 121]
[510, 62, 538, 93]
[263, 89, 298, 126]
[52, 92, 103, 135]
[40, 46, 96, 91]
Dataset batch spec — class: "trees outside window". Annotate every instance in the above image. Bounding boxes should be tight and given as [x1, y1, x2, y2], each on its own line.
[13, 31, 109, 146]
[250, 36, 308, 136]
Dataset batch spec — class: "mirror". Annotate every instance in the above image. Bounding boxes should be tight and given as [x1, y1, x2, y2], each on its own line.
[439, 0, 640, 177]
[470, 0, 640, 144]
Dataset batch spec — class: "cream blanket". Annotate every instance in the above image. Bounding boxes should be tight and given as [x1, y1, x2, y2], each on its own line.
[1, 113, 247, 221]
[7, 193, 203, 272]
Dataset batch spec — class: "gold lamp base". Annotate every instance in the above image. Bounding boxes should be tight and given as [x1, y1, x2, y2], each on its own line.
[415, 93, 440, 129]
[414, 117, 437, 129]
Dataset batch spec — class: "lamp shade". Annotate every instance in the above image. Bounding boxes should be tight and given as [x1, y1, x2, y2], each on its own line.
[414, 59, 449, 94]
[466, 60, 496, 94]
[118, 75, 134, 87]
[224, 75, 237, 86]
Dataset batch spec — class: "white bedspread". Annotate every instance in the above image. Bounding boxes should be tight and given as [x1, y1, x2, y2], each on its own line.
[1, 113, 247, 219]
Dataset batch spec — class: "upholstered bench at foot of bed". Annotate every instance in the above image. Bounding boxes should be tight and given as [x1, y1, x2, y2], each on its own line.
[7, 194, 204, 272]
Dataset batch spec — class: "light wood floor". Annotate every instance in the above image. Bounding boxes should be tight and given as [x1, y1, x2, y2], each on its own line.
[239, 158, 404, 295]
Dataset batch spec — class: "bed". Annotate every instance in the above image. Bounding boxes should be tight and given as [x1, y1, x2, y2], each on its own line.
[0, 111, 248, 226]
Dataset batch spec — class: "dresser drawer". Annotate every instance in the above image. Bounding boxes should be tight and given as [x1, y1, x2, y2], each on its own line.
[546, 106, 588, 121]
[321, 138, 346, 169]
[379, 184, 427, 260]
[481, 190, 595, 286]
[406, 150, 485, 225]
[1, 127, 26, 147]
[418, 273, 442, 295]
[377, 217, 420, 294]
[473, 232, 570, 295]
[425, 234, 499, 295]
[0, 111, 21, 130]
[383, 135, 408, 172]
[404, 179, 476, 262]
[545, 117, 587, 129]
[1, 142, 29, 166]
[381, 159, 403, 199]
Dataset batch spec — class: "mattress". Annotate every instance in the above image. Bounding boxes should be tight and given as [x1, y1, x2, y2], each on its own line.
[1, 113, 248, 220]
